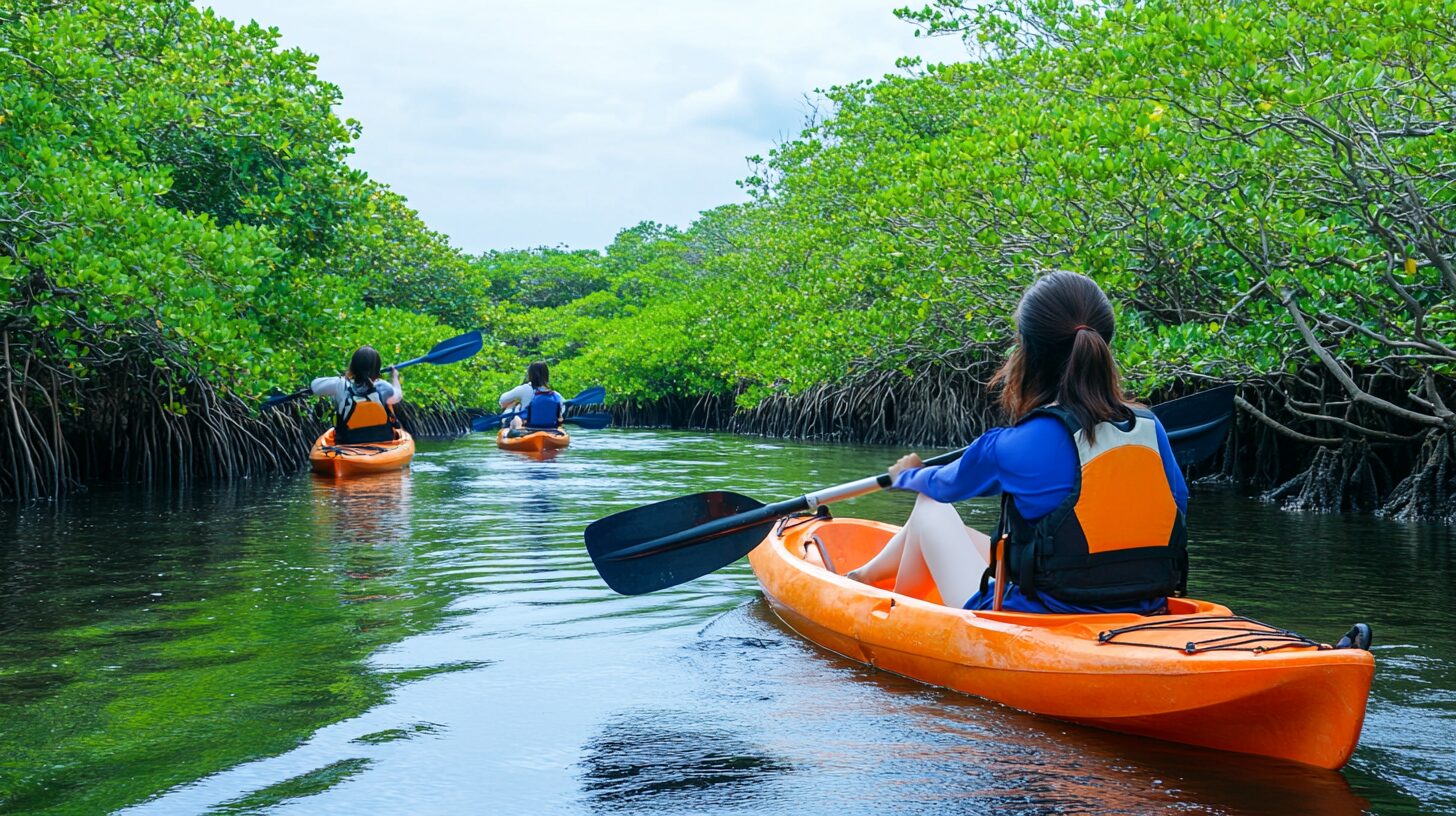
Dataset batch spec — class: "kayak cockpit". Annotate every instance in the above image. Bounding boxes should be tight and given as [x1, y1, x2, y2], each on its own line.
[787, 516, 951, 604]
[783, 515, 1234, 621]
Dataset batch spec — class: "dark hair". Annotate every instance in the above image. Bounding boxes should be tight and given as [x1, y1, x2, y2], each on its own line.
[527, 361, 550, 389]
[990, 271, 1132, 442]
[348, 346, 382, 388]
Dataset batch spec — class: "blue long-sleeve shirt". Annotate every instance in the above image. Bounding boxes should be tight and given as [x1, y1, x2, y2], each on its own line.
[892, 413, 1188, 614]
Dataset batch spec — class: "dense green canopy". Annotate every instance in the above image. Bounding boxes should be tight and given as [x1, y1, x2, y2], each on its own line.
[500, 0, 1456, 414]
[6, 0, 1456, 516]
[1, 0, 513, 498]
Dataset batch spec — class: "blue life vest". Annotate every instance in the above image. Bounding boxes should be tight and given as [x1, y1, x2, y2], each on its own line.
[524, 388, 563, 428]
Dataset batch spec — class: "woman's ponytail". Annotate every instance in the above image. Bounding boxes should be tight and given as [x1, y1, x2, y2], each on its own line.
[1058, 325, 1129, 443]
[993, 271, 1130, 443]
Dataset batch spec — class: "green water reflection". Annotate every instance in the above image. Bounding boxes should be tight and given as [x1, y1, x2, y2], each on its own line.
[0, 431, 1451, 815]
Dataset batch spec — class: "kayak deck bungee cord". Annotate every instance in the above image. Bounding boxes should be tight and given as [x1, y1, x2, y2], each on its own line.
[309, 428, 415, 477]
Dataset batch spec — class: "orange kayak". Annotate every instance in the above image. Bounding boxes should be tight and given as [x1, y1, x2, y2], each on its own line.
[750, 514, 1374, 769]
[496, 428, 570, 452]
[309, 428, 415, 477]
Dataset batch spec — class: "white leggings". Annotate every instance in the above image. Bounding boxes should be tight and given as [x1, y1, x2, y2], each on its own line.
[849, 494, 992, 608]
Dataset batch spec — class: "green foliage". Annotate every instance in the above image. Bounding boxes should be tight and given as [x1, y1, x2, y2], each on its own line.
[485, 0, 1456, 433]
[0, 0, 500, 427]
[9, 0, 1456, 480]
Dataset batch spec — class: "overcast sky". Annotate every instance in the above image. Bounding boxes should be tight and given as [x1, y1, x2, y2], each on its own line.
[201, 1, 968, 253]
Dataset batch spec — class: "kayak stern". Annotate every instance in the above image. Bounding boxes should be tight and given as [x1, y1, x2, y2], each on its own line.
[750, 515, 1374, 769]
[309, 428, 415, 477]
[497, 428, 571, 452]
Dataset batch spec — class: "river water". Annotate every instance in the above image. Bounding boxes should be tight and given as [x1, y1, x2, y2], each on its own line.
[1, 430, 1452, 815]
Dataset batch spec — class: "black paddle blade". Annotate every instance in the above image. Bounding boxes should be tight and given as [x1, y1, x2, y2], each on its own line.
[1152, 384, 1237, 468]
[585, 491, 768, 595]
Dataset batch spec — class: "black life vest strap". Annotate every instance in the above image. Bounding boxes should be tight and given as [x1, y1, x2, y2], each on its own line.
[994, 404, 1100, 603]
[980, 494, 1009, 596]
[1000, 406, 1082, 603]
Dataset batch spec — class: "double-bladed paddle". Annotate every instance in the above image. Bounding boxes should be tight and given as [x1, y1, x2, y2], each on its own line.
[584, 385, 1237, 595]
[486, 412, 614, 434]
[469, 385, 608, 432]
[262, 330, 485, 410]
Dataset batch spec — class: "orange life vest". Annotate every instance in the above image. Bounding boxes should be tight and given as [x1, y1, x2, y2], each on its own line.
[996, 405, 1188, 605]
[334, 382, 399, 445]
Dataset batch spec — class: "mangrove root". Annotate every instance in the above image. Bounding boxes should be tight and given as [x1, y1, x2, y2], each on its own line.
[1380, 433, 1456, 523]
[1262, 439, 1390, 514]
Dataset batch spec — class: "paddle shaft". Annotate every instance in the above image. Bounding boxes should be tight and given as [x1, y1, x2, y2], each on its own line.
[605, 448, 964, 563]
[587, 385, 1236, 595]
[267, 358, 410, 408]
[604, 411, 1223, 564]
[473, 387, 607, 431]
[264, 330, 481, 409]
[385, 355, 426, 371]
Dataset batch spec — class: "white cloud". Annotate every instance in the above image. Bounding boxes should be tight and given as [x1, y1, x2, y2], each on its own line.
[202, 0, 969, 252]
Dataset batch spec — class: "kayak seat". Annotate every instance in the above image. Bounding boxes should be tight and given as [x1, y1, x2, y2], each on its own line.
[802, 541, 826, 570]
[506, 428, 566, 438]
[801, 521, 888, 577]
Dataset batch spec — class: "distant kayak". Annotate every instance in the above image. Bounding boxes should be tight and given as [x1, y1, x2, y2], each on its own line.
[496, 428, 570, 452]
[309, 428, 415, 477]
[751, 514, 1374, 769]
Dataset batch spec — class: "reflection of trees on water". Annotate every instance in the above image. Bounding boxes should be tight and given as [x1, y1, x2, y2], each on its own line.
[577, 711, 789, 809]
[311, 471, 415, 601]
[0, 478, 445, 814]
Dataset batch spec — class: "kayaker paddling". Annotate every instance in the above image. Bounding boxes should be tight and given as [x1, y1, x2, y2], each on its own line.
[264, 331, 480, 478]
[583, 322, 1375, 769]
[500, 361, 565, 430]
[310, 346, 404, 445]
[847, 271, 1189, 613]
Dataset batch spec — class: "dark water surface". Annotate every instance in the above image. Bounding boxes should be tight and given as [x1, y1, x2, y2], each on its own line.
[1, 430, 1452, 815]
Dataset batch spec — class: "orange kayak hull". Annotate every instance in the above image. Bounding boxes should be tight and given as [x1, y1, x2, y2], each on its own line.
[496, 428, 570, 452]
[308, 428, 415, 478]
[749, 516, 1374, 769]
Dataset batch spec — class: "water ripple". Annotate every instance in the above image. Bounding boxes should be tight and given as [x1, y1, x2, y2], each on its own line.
[3, 430, 1451, 815]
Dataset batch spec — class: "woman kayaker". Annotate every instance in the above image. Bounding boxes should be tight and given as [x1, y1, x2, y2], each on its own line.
[847, 271, 1189, 614]
[310, 346, 403, 445]
[499, 361, 564, 429]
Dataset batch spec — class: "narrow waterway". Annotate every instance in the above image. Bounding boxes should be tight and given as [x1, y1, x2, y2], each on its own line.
[1, 430, 1452, 815]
